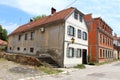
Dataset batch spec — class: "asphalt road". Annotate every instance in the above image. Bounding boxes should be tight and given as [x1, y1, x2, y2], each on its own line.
[1, 59, 120, 80]
[24, 61, 120, 80]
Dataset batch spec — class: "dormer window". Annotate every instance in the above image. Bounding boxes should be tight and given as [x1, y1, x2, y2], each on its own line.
[74, 12, 78, 20]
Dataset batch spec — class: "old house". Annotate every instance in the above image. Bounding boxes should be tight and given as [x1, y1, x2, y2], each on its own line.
[113, 33, 120, 59]
[85, 14, 114, 63]
[0, 39, 7, 50]
[8, 7, 88, 67]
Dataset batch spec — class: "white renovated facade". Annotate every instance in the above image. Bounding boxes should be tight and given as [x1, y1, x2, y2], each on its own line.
[64, 11, 88, 67]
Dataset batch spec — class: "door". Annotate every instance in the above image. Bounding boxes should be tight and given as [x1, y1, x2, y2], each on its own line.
[82, 49, 87, 64]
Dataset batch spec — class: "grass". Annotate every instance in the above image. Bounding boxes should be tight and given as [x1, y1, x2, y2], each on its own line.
[74, 64, 86, 69]
[88, 62, 95, 65]
[37, 66, 63, 74]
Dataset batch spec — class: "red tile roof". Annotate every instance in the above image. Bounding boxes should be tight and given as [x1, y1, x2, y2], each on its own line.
[0, 39, 7, 46]
[9, 7, 75, 36]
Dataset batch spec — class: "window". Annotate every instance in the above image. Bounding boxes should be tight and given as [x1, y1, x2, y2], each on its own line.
[31, 32, 34, 40]
[30, 48, 34, 53]
[67, 47, 74, 58]
[17, 47, 20, 51]
[25, 33, 27, 40]
[74, 12, 78, 20]
[83, 32, 87, 40]
[24, 48, 26, 51]
[76, 49, 82, 58]
[105, 37, 106, 44]
[10, 47, 12, 50]
[18, 35, 21, 41]
[100, 34, 102, 43]
[103, 50, 104, 58]
[100, 49, 102, 58]
[103, 36, 105, 44]
[79, 15, 83, 22]
[67, 26, 75, 36]
[106, 50, 108, 58]
[78, 29, 81, 38]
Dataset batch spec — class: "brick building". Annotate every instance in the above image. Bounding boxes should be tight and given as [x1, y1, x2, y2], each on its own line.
[85, 14, 114, 63]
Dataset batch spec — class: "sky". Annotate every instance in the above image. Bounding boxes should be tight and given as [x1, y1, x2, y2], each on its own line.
[0, 0, 120, 35]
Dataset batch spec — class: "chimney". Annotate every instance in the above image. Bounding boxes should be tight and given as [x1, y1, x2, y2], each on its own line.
[51, 7, 56, 14]
[30, 18, 33, 22]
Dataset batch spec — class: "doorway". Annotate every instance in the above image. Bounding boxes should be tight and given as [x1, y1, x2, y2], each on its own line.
[82, 49, 87, 64]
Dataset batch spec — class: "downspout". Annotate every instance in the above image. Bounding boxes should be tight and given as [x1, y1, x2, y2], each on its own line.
[62, 22, 65, 67]
[96, 27, 99, 62]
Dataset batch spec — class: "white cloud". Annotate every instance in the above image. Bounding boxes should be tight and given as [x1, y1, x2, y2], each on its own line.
[0, 0, 71, 15]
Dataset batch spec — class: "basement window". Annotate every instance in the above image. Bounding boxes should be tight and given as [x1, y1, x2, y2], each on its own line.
[24, 48, 26, 51]
[30, 48, 34, 53]
[17, 47, 20, 51]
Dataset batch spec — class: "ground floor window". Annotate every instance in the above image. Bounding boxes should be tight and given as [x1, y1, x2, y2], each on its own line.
[100, 49, 102, 58]
[76, 49, 82, 58]
[67, 47, 74, 58]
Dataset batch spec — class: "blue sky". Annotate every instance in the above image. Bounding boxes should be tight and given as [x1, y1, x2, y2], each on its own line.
[0, 0, 120, 35]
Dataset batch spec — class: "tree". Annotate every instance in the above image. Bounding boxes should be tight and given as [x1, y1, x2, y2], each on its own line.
[2, 29, 8, 41]
[0, 25, 8, 41]
[32, 15, 46, 21]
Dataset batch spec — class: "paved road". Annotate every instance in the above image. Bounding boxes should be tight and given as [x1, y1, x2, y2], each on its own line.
[23, 61, 120, 80]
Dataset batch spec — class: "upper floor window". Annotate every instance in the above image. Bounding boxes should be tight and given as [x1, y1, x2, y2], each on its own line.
[100, 34, 102, 43]
[78, 29, 81, 38]
[67, 26, 75, 36]
[79, 15, 83, 22]
[18, 35, 21, 41]
[67, 47, 74, 58]
[76, 49, 82, 58]
[74, 12, 78, 20]
[31, 32, 34, 40]
[25, 33, 28, 40]
[83, 32, 87, 40]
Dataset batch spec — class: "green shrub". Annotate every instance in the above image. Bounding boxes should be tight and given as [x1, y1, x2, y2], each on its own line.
[37, 66, 63, 74]
[88, 62, 95, 65]
[74, 64, 86, 69]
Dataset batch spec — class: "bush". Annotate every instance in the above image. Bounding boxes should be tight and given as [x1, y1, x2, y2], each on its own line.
[88, 62, 95, 65]
[74, 64, 86, 69]
[37, 66, 63, 74]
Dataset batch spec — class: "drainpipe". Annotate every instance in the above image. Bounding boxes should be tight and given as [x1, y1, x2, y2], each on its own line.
[96, 27, 99, 63]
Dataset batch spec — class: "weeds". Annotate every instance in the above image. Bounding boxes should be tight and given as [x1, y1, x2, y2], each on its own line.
[37, 66, 63, 74]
